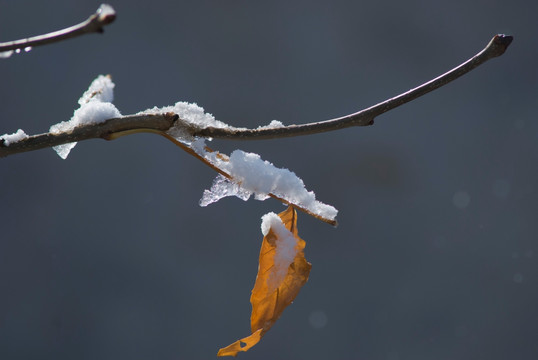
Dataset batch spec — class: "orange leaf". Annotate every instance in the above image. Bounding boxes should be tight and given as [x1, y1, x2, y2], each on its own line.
[218, 206, 311, 357]
[216, 329, 262, 357]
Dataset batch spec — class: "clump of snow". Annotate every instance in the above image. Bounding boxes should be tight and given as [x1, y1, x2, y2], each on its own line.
[51, 102, 120, 135]
[199, 148, 338, 222]
[257, 120, 285, 130]
[139, 101, 238, 144]
[0, 50, 14, 59]
[199, 174, 251, 206]
[78, 74, 115, 104]
[261, 212, 299, 290]
[50, 75, 121, 159]
[0, 129, 28, 146]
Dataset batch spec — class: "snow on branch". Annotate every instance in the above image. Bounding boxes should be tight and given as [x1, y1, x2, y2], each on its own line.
[0, 129, 28, 146]
[0, 34, 513, 158]
[0, 34, 513, 223]
[0, 112, 177, 157]
[197, 146, 338, 224]
[0, 75, 338, 224]
[0, 4, 116, 58]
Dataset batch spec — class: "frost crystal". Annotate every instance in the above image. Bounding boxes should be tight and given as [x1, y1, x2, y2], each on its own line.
[199, 174, 252, 206]
[50, 75, 121, 159]
[52, 143, 77, 160]
[0, 129, 28, 146]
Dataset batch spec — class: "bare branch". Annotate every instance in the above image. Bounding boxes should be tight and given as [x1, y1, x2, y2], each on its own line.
[0, 4, 116, 54]
[194, 34, 513, 140]
[0, 114, 177, 158]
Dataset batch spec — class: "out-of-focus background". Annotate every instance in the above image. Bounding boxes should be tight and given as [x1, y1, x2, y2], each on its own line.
[1, 1, 536, 359]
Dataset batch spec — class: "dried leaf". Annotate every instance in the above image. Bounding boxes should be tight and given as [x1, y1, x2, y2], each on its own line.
[216, 329, 263, 357]
[218, 206, 311, 357]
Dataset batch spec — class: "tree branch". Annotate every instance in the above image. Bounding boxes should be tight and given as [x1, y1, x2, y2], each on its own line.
[0, 34, 512, 158]
[0, 4, 116, 54]
[194, 34, 513, 140]
[0, 114, 178, 158]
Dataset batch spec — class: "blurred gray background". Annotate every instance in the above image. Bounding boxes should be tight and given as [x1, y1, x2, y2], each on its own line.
[1, 1, 537, 359]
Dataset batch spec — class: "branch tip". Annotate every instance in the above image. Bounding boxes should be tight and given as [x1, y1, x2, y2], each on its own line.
[192, 34, 513, 140]
[97, 4, 117, 25]
[489, 34, 513, 57]
[493, 34, 513, 47]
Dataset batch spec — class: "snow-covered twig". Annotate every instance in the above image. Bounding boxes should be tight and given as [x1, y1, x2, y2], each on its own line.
[0, 35, 512, 159]
[0, 4, 115, 55]
[194, 34, 513, 140]
[158, 133, 339, 225]
[0, 113, 177, 158]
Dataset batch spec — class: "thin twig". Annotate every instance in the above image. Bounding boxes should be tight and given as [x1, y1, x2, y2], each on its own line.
[0, 114, 178, 158]
[0, 4, 116, 53]
[158, 132, 338, 226]
[194, 34, 513, 140]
